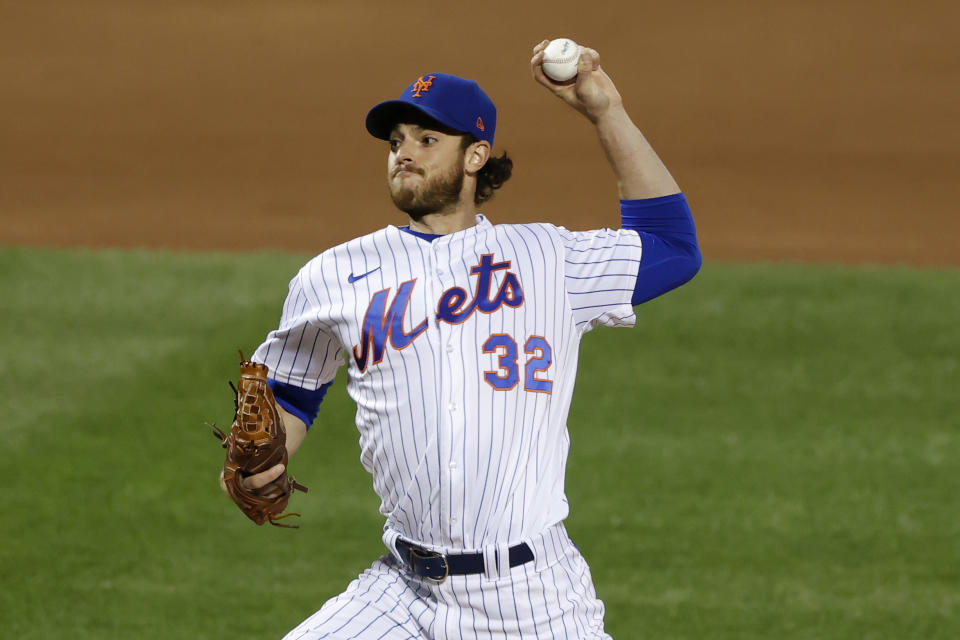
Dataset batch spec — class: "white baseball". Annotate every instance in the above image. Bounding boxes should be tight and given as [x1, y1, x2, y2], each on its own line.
[541, 38, 581, 82]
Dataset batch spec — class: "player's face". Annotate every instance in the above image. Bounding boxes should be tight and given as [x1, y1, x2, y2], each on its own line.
[387, 123, 467, 219]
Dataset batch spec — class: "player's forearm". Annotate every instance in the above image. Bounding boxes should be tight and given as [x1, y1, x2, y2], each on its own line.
[594, 105, 680, 200]
[278, 405, 307, 456]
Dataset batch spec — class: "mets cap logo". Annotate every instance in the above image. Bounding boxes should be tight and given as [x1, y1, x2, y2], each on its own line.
[411, 75, 437, 98]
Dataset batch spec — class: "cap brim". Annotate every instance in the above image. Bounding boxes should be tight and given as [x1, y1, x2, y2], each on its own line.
[365, 100, 468, 140]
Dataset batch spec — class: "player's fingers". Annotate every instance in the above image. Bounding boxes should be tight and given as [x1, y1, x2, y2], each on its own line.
[219, 470, 227, 493]
[531, 50, 570, 92]
[530, 49, 544, 69]
[256, 485, 284, 500]
[531, 64, 563, 92]
[530, 51, 554, 86]
[243, 463, 286, 490]
[578, 47, 600, 72]
[530, 39, 555, 81]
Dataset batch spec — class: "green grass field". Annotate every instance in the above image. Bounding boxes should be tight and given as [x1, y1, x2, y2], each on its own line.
[2, 246, 958, 639]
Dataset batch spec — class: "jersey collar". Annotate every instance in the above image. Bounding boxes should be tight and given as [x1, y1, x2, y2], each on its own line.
[393, 214, 492, 243]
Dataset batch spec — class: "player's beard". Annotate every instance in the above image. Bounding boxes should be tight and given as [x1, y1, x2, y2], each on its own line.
[389, 161, 465, 220]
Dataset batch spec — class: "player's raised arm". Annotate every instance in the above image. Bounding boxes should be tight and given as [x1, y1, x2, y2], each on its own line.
[532, 39, 701, 305]
[531, 39, 680, 200]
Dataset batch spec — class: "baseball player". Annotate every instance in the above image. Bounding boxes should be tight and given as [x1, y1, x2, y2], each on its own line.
[226, 40, 701, 638]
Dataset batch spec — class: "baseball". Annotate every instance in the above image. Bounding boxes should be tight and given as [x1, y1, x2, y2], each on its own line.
[541, 38, 581, 82]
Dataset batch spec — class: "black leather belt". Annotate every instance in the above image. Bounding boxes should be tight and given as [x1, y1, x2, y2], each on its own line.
[395, 538, 534, 583]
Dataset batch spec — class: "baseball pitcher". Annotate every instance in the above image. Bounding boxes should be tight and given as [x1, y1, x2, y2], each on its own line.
[215, 40, 702, 639]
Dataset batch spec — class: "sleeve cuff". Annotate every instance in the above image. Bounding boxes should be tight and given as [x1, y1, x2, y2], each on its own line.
[268, 378, 333, 429]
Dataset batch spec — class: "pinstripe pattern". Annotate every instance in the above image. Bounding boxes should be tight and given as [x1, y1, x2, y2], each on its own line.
[253, 214, 640, 638]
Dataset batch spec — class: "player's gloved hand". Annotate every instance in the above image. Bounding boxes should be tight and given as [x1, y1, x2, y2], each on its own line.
[210, 353, 308, 527]
[219, 463, 287, 501]
[530, 40, 624, 124]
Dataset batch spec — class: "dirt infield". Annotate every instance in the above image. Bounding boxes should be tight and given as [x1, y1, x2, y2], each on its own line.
[2, 1, 957, 266]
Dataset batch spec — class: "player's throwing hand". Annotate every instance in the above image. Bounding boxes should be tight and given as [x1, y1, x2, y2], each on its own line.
[530, 39, 624, 124]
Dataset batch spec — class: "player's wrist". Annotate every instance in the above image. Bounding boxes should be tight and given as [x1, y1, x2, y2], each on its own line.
[588, 101, 628, 127]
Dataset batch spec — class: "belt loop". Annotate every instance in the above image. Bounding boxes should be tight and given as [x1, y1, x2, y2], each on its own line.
[526, 533, 545, 572]
[382, 529, 405, 565]
[482, 545, 498, 581]
[482, 542, 513, 581]
[497, 542, 513, 577]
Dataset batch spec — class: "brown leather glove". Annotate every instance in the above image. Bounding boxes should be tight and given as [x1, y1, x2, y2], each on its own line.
[210, 352, 307, 528]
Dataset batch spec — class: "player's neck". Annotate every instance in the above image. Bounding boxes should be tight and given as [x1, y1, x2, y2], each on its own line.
[407, 200, 478, 235]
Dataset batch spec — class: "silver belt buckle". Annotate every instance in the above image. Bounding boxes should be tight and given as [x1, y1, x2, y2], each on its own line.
[409, 546, 449, 583]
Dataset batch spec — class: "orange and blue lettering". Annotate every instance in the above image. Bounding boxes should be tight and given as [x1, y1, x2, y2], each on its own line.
[353, 280, 428, 372]
[437, 254, 523, 325]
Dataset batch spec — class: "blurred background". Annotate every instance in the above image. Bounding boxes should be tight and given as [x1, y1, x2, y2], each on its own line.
[2, 0, 957, 264]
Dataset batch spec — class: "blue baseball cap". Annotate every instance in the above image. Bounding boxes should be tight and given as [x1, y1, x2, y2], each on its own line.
[365, 73, 497, 146]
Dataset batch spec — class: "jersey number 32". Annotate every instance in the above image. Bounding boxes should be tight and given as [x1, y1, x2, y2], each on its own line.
[482, 334, 553, 394]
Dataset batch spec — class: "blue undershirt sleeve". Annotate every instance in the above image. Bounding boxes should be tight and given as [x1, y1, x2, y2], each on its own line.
[621, 193, 702, 305]
[267, 378, 333, 429]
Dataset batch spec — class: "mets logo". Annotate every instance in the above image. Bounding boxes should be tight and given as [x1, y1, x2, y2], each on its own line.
[352, 255, 524, 372]
[410, 75, 437, 98]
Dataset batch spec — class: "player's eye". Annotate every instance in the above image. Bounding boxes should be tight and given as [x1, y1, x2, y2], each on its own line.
[389, 139, 401, 151]
[423, 136, 438, 145]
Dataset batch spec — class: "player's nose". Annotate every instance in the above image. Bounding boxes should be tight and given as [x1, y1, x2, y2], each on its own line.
[392, 150, 417, 172]
[393, 139, 417, 162]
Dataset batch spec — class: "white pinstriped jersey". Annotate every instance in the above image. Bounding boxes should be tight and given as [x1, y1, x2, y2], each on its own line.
[253, 214, 642, 550]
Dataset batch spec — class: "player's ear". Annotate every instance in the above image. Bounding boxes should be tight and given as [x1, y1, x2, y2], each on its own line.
[464, 140, 491, 175]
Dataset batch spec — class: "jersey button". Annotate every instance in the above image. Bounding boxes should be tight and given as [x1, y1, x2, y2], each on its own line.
[448, 403, 456, 412]
[449, 461, 457, 469]
[445, 343, 454, 354]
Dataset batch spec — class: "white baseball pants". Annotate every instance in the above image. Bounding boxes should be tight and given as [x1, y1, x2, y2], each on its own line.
[282, 524, 612, 640]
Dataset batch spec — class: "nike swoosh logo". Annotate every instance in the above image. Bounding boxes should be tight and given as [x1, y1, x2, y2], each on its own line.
[347, 267, 381, 284]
